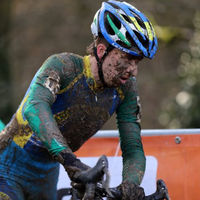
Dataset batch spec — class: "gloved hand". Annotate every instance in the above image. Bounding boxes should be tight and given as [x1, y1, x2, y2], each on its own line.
[71, 155, 108, 200]
[57, 151, 91, 181]
[108, 180, 145, 200]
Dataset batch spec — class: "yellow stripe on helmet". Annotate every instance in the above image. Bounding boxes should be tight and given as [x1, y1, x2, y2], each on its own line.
[144, 22, 153, 41]
[150, 22, 156, 37]
[130, 16, 143, 33]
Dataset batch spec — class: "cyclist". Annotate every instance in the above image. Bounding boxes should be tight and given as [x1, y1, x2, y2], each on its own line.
[0, 1, 158, 199]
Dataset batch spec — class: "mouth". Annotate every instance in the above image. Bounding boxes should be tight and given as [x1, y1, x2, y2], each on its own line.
[119, 76, 129, 84]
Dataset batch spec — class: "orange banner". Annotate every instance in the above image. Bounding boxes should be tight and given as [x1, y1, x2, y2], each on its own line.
[75, 134, 200, 200]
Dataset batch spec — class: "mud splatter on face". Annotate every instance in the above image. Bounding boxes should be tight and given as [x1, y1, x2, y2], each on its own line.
[102, 49, 141, 87]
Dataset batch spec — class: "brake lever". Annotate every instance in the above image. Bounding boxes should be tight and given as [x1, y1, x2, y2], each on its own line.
[72, 155, 113, 199]
[156, 179, 171, 200]
[102, 165, 114, 198]
[145, 179, 171, 200]
[95, 182, 122, 199]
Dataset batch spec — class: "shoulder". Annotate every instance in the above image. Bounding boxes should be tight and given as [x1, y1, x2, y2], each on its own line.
[44, 53, 83, 67]
[44, 53, 85, 91]
[40, 52, 84, 77]
[57, 53, 84, 76]
[56, 53, 83, 65]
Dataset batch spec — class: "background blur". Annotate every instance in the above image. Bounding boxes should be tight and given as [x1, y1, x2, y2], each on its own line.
[0, 0, 200, 130]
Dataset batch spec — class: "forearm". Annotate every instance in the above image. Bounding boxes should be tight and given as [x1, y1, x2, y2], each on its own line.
[24, 79, 71, 156]
[25, 101, 90, 181]
[119, 122, 146, 185]
[25, 99, 70, 155]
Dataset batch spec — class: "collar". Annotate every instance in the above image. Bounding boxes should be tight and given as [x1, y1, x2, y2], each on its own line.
[83, 56, 104, 92]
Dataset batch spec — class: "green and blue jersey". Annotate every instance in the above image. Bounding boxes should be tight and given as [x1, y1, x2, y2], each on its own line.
[0, 53, 145, 185]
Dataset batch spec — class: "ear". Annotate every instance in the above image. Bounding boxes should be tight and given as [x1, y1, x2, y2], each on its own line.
[96, 44, 107, 59]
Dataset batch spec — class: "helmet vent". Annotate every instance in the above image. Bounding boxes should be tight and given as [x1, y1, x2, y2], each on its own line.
[122, 14, 132, 23]
[134, 31, 149, 48]
[130, 11, 146, 29]
[105, 12, 121, 35]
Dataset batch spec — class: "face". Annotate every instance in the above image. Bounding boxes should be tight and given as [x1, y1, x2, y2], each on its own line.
[102, 48, 142, 87]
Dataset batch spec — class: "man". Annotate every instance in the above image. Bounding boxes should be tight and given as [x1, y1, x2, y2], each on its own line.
[0, 1, 159, 199]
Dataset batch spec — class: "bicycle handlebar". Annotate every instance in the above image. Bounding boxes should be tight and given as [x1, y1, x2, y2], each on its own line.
[70, 155, 171, 200]
[71, 155, 114, 200]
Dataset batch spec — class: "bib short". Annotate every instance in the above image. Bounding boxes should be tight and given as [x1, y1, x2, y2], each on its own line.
[0, 140, 59, 200]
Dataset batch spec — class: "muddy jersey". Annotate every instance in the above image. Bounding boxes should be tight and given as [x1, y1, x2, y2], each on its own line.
[0, 53, 145, 184]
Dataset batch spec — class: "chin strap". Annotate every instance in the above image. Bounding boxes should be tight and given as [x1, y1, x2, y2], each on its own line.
[93, 44, 114, 86]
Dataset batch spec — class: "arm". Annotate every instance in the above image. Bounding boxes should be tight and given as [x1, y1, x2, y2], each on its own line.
[24, 54, 90, 178]
[116, 77, 145, 185]
[24, 54, 69, 156]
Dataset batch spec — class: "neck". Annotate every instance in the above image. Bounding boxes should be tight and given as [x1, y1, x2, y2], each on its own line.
[89, 55, 104, 88]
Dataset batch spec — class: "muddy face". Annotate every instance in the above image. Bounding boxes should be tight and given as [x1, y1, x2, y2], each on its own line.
[102, 49, 141, 87]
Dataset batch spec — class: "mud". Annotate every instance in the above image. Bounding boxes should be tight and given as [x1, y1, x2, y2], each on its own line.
[0, 191, 11, 200]
[0, 116, 32, 150]
[43, 70, 60, 101]
[103, 49, 139, 87]
[55, 104, 110, 152]
[0, 52, 142, 166]
[119, 180, 145, 200]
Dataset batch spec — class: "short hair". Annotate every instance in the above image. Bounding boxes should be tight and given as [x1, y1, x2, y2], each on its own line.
[86, 35, 110, 56]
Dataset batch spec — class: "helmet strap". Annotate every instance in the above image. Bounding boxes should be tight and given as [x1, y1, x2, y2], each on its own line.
[93, 44, 114, 87]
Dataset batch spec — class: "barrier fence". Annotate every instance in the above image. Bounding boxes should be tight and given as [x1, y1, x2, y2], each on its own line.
[57, 129, 200, 200]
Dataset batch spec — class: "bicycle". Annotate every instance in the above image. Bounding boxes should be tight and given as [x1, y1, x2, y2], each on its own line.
[57, 155, 170, 200]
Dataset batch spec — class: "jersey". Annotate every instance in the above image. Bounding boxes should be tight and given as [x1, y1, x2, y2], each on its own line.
[0, 53, 145, 185]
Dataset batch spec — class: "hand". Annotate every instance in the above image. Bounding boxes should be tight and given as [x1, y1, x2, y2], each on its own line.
[57, 151, 91, 181]
[114, 180, 145, 200]
[72, 155, 109, 200]
[58, 152, 94, 199]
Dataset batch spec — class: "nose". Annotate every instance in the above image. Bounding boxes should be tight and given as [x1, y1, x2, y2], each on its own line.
[126, 62, 138, 75]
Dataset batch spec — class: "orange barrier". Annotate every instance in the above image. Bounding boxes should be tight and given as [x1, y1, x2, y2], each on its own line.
[75, 131, 200, 200]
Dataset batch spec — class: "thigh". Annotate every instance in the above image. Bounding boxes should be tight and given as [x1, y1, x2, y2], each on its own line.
[24, 164, 60, 200]
[0, 176, 24, 200]
[0, 140, 59, 200]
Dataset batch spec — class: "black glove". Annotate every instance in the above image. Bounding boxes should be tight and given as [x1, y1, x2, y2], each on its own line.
[111, 180, 145, 200]
[58, 151, 90, 181]
[70, 155, 109, 200]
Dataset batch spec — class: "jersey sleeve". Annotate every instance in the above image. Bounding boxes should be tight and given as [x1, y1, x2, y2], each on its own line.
[116, 77, 145, 185]
[24, 54, 72, 156]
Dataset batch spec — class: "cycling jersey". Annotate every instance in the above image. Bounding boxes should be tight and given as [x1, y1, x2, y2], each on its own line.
[0, 53, 145, 186]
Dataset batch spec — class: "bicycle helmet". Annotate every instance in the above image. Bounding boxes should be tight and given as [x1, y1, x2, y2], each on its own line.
[91, 0, 158, 59]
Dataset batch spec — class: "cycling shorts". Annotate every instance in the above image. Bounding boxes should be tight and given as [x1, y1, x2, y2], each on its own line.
[0, 140, 59, 200]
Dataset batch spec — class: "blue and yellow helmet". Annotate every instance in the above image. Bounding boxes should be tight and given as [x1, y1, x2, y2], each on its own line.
[91, 0, 158, 59]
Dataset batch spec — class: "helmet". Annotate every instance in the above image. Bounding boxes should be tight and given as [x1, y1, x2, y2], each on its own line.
[91, 0, 158, 59]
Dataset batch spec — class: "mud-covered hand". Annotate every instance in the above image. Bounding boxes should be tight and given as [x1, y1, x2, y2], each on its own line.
[58, 151, 91, 181]
[56, 151, 91, 200]
[109, 180, 145, 200]
[72, 155, 110, 200]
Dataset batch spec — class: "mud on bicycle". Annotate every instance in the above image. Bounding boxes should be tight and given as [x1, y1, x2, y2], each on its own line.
[57, 155, 170, 200]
